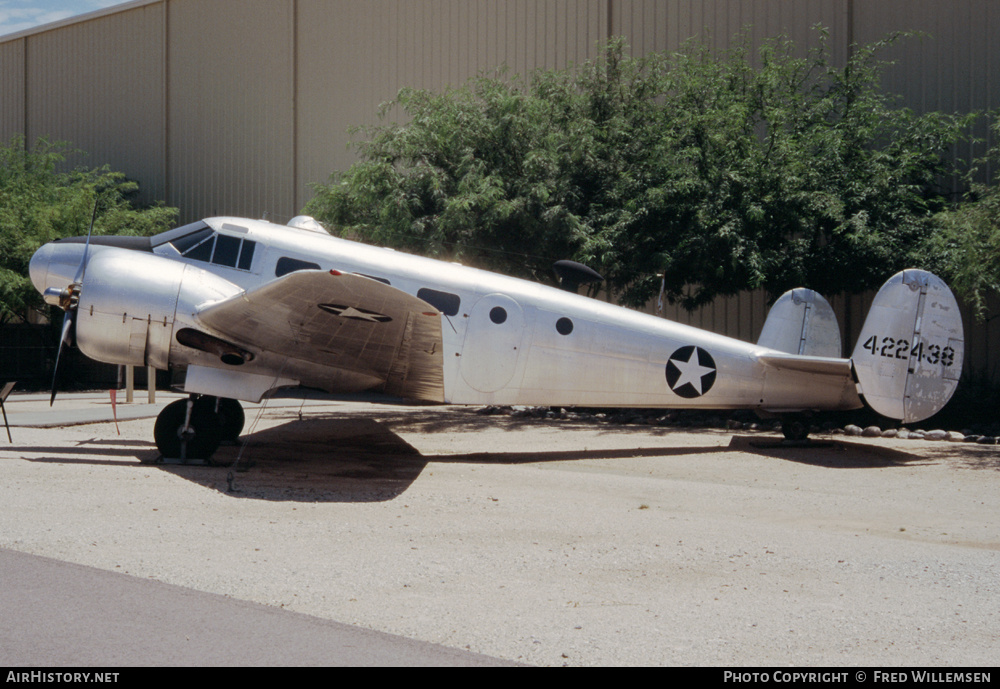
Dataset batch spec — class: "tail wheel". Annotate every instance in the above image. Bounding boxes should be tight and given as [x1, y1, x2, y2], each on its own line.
[781, 415, 811, 442]
[154, 398, 222, 460]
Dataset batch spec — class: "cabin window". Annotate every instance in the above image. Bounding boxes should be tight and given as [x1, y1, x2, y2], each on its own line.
[276, 257, 321, 277]
[237, 241, 256, 270]
[417, 288, 460, 317]
[490, 307, 508, 324]
[556, 317, 574, 335]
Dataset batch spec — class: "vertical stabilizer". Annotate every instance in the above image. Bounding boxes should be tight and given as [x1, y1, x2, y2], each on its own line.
[758, 288, 842, 357]
[851, 269, 964, 423]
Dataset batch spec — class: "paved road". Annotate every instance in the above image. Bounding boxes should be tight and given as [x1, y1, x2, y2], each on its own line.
[0, 547, 515, 666]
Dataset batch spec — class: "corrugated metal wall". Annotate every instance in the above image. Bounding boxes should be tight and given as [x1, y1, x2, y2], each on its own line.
[0, 38, 24, 138]
[20, 3, 166, 199]
[2, 0, 999, 379]
[611, 0, 848, 59]
[295, 0, 610, 212]
[166, 0, 295, 220]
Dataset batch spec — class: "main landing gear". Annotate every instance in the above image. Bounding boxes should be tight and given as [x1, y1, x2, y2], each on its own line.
[153, 395, 245, 461]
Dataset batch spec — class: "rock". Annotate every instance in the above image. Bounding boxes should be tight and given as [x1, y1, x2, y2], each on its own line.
[946, 431, 966, 442]
[880, 429, 898, 438]
[844, 425, 863, 436]
[976, 436, 997, 445]
[924, 430, 948, 441]
[862, 426, 882, 437]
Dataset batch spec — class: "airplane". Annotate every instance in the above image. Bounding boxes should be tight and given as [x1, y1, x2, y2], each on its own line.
[28, 214, 965, 460]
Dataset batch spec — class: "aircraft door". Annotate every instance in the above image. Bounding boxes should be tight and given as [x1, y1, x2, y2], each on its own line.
[460, 293, 525, 393]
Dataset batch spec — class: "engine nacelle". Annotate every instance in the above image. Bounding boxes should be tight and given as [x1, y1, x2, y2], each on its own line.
[76, 249, 242, 369]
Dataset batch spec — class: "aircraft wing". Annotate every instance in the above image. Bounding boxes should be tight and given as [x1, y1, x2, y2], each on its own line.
[194, 270, 445, 401]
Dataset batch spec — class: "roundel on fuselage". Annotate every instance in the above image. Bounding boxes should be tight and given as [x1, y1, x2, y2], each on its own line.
[665, 346, 717, 398]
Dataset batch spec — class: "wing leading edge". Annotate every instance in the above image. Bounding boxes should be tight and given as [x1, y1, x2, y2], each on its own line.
[194, 270, 446, 401]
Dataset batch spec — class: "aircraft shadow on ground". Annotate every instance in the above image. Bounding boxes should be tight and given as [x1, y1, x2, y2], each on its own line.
[14, 408, 996, 503]
[726, 435, 927, 468]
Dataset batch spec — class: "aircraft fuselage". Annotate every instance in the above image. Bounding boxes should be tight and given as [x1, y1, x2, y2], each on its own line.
[30, 216, 861, 413]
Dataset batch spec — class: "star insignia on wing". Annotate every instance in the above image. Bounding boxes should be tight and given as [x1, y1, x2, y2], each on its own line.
[318, 303, 392, 323]
[665, 346, 717, 398]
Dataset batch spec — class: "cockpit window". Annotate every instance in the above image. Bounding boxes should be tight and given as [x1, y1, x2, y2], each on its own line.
[168, 226, 256, 271]
[213, 234, 241, 267]
[171, 227, 214, 255]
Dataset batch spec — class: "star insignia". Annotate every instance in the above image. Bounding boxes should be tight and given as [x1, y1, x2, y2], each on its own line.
[318, 303, 392, 323]
[666, 346, 717, 398]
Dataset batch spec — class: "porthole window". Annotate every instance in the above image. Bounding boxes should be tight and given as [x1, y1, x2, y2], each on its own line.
[556, 317, 574, 335]
[490, 307, 508, 324]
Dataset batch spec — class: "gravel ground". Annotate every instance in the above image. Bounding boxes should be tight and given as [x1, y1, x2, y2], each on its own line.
[1, 394, 998, 666]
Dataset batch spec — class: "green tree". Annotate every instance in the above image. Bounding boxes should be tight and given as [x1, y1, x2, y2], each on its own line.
[306, 31, 972, 308]
[0, 135, 177, 323]
[919, 114, 1000, 319]
[610, 31, 974, 309]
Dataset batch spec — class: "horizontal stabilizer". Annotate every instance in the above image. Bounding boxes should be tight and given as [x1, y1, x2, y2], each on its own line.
[851, 269, 964, 423]
[757, 352, 853, 378]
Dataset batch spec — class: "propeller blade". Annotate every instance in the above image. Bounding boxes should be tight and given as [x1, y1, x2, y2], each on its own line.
[73, 198, 101, 285]
[49, 310, 75, 407]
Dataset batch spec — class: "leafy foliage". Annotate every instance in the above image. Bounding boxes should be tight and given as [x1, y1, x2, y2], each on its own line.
[0, 136, 178, 323]
[306, 31, 972, 308]
[918, 114, 1000, 320]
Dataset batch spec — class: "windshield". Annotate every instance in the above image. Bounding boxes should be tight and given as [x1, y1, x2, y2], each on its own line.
[153, 221, 256, 271]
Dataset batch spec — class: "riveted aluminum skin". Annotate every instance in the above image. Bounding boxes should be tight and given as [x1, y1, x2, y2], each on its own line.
[75, 249, 241, 370]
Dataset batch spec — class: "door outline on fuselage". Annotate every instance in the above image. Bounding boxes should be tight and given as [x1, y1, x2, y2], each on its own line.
[459, 293, 525, 393]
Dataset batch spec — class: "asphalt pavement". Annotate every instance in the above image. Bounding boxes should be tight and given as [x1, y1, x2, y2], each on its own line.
[0, 391, 519, 667]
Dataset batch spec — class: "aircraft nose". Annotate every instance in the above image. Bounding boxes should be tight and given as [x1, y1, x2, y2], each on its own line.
[29, 241, 83, 296]
[29, 242, 54, 294]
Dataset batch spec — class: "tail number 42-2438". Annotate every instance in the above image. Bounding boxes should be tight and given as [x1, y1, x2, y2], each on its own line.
[861, 335, 956, 367]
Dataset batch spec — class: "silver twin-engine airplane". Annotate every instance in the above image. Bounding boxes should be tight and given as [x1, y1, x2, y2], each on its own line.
[29, 215, 965, 459]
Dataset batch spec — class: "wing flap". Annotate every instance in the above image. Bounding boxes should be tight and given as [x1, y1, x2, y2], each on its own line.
[195, 270, 445, 401]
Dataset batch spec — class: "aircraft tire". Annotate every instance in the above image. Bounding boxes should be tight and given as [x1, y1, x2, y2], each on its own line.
[781, 418, 810, 442]
[154, 398, 222, 461]
[214, 398, 245, 441]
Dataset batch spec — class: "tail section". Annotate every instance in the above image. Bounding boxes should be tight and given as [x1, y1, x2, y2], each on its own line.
[851, 269, 964, 423]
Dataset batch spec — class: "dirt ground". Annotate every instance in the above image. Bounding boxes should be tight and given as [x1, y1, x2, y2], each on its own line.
[1, 395, 997, 666]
